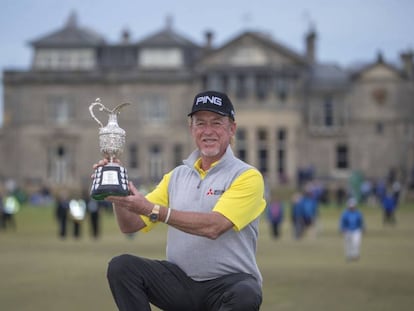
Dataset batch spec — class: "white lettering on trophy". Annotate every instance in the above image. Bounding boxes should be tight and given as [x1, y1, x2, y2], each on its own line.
[102, 171, 120, 185]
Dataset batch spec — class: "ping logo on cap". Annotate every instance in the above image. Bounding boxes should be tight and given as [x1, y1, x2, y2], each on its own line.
[189, 90, 235, 120]
[195, 95, 223, 106]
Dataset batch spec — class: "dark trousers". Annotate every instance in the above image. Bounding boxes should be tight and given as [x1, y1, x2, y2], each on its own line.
[383, 210, 396, 224]
[89, 212, 100, 238]
[107, 254, 262, 311]
[73, 221, 81, 238]
[58, 215, 67, 238]
[2, 213, 16, 230]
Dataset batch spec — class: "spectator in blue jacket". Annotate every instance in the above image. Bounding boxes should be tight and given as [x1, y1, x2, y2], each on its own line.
[380, 191, 398, 225]
[291, 192, 304, 239]
[340, 198, 365, 261]
[300, 185, 319, 238]
[266, 200, 284, 238]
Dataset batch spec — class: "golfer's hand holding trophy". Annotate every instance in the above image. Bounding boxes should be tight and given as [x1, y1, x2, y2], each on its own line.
[89, 98, 130, 200]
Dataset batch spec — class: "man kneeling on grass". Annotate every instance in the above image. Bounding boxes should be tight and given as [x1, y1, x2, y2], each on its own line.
[94, 91, 266, 311]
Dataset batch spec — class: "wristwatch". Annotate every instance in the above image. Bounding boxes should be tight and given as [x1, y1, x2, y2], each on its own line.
[149, 205, 160, 223]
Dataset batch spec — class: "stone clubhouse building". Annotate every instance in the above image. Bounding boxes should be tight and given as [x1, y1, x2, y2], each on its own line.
[1, 12, 413, 197]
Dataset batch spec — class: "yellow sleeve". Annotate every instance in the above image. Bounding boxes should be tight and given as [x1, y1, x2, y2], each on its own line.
[139, 171, 172, 232]
[213, 168, 266, 231]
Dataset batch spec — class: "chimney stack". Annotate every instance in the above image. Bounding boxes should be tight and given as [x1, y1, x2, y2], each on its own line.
[305, 29, 317, 64]
[121, 29, 130, 44]
[204, 30, 214, 49]
[400, 50, 414, 80]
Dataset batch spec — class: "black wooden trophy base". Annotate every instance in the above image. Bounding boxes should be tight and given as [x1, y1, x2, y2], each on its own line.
[90, 164, 129, 200]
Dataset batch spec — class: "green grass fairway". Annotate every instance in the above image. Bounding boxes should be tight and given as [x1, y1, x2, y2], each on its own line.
[1, 203, 413, 310]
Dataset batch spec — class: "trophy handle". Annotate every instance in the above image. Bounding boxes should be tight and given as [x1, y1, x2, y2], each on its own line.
[89, 99, 130, 128]
[89, 98, 108, 128]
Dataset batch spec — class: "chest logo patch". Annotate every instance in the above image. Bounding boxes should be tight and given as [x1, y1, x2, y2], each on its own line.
[206, 188, 225, 196]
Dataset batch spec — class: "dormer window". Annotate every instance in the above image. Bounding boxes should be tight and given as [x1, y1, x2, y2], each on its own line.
[33, 48, 96, 70]
[30, 13, 103, 71]
[139, 48, 183, 68]
[230, 46, 266, 65]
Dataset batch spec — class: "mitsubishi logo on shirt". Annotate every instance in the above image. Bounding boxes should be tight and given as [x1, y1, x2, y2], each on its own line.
[206, 188, 225, 196]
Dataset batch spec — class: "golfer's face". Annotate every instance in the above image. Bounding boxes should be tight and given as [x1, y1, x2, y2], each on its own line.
[190, 111, 235, 160]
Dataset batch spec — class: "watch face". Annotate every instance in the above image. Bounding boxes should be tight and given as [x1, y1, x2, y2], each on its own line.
[150, 213, 158, 222]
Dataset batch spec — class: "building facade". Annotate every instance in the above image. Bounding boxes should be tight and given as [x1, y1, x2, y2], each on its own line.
[1, 13, 414, 195]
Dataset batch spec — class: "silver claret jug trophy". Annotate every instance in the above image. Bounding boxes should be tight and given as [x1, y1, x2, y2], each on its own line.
[89, 98, 130, 200]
